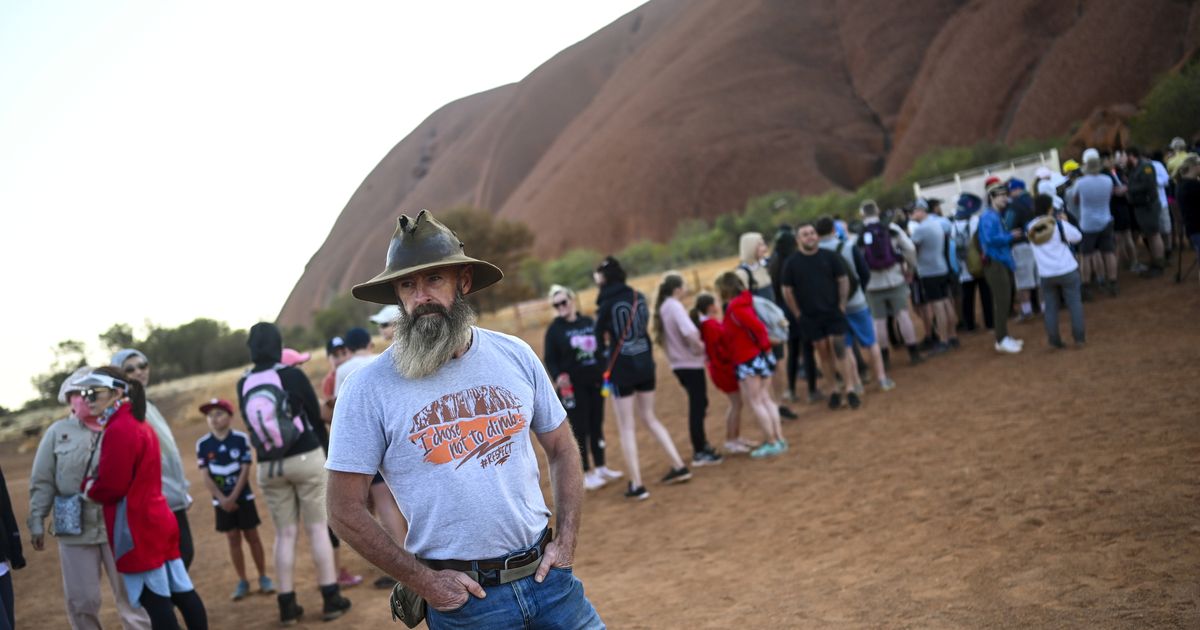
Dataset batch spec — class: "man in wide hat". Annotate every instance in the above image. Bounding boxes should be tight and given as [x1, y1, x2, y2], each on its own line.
[324, 210, 602, 628]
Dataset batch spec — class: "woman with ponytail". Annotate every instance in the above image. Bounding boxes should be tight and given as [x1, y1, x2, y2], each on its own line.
[654, 272, 722, 467]
[77, 367, 208, 629]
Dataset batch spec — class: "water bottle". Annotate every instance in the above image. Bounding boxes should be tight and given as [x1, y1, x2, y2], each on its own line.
[561, 384, 576, 409]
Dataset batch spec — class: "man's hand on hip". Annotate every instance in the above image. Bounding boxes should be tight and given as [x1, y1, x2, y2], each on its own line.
[425, 569, 486, 611]
[534, 539, 572, 583]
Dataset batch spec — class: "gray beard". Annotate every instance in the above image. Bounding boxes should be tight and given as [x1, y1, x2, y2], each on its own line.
[391, 294, 477, 379]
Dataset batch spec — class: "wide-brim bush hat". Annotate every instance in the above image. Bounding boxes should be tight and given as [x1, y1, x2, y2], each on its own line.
[352, 209, 504, 305]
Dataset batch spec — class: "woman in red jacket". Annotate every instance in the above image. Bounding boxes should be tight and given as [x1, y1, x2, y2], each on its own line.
[715, 272, 786, 458]
[76, 367, 208, 630]
[690, 292, 754, 455]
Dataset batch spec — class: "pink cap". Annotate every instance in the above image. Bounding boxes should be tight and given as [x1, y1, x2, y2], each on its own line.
[281, 348, 311, 366]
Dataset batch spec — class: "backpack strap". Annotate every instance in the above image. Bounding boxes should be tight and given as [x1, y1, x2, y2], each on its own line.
[737, 263, 757, 292]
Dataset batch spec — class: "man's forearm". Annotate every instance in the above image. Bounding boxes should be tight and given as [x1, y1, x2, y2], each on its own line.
[547, 448, 584, 562]
[328, 472, 434, 591]
[837, 277, 849, 311]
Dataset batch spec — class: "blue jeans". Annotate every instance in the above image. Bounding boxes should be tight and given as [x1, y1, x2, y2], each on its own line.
[427, 567, 603, 630]
[1040, 270, 1085, 344]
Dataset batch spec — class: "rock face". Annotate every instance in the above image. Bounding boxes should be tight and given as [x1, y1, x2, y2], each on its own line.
[278, 0, 1200, 327]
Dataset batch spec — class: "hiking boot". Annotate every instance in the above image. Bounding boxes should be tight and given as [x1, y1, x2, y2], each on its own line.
[661, 466, 692, 485]
[847, 392, 862, 409]
[827, 392, 842, 410]
[319, 583, 351, 621]
[907, 345, 923, 365]
[277, 592, 304, 626]
[779, 405, 798, 420]
[624, 483, 649, 501]
[691, 448, 724, 467]
[1048, 337, 1066, 349]
[259, 575, 275, 594]
[878, 378, 896, 392]
[232, 579, 250, 601]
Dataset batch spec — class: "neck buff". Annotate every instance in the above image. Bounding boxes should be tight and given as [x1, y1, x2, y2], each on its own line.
[98, 398, 126, 427]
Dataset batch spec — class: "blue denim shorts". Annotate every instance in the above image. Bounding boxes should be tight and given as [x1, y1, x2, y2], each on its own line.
[844, 308, 877, 347]
[426, 566, 604, 629]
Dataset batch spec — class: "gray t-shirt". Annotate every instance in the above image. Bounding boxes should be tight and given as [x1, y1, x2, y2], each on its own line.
[325, 327, 566, 560]
[910, 216, 950, 277]
[1074, 174, 1113, 233]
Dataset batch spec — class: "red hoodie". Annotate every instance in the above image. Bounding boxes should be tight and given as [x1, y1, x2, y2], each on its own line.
[700, 318, 738, 394]
[85, 401, 180, 574]
[722, 291, 771, 365]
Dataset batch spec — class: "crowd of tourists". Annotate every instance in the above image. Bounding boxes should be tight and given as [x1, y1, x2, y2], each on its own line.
[2, 138, 1196, 629]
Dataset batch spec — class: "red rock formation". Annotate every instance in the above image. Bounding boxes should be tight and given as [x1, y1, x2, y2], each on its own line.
[277, 0, 1200, 328]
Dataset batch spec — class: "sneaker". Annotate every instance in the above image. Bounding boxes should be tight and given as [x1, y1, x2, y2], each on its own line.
[624, 483, 649, 500]
[373, 576, 398, 589]
[808, 390, 826, 405]
[337, 569, 363, 589]
[661, 466, 692, 484]
[723, 440, 751, 454]
[691, 449, 724, 467]
[736, 437, 760, 449]
[774, 439, 789, 453]
[847, 392, 862, 409]
[595, 466, 624, 481]
[879, 378, 896, 392]
[994, 337, 1022, 354]
[258, 575, 275, 594]
[779, 405, 798, 420]
[1140, 266, 1164, 278]
[781, 390, 796, 403]
[750, 442, 781, 459]
[927, 342, 950, 356]
[827, 392, 842, 410]
[583, 470, 607, 491]
[949, 338, 961, 349]
[1048, 338, 1066, 349]
[232, 579, 250, 601]
[1107, 281, 1119, 297]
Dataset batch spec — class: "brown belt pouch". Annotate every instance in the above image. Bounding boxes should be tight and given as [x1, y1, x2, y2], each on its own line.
[389, 582, 427, 628]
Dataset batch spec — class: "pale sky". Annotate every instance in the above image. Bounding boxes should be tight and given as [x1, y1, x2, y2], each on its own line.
[0, 0, 647, 409]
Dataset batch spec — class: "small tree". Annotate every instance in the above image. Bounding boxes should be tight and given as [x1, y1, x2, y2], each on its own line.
[28, 339, 88, 409]
[1130, 62, 1200, 149]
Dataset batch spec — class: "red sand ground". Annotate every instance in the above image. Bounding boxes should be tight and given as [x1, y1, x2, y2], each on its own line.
[5, 267, 1199, 628]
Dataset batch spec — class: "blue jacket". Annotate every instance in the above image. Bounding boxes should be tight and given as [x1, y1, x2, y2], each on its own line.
[978, 208, 1015, 270]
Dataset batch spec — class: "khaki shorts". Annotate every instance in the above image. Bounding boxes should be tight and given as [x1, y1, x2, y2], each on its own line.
[258, 449, 328, 528]
[866, 284, 910, 318]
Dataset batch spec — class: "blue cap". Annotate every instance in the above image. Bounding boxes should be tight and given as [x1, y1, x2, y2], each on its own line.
[344, 327, 372, 351]
[1007, 178, 1027, 192]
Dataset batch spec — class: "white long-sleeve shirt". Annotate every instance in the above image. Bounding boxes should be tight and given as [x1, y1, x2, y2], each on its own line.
[1026, 217, 1081, 278]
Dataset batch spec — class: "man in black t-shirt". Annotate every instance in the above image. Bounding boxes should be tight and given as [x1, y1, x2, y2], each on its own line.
[780, 223, 859, 409]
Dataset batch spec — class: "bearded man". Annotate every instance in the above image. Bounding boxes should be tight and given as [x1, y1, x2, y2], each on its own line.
[325, 210, 602, 629]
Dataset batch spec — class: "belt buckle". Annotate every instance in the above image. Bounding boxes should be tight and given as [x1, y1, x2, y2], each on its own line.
[503, 548, 536, 570]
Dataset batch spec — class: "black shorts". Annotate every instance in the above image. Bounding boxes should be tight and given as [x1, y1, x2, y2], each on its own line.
[909, 279, 927, 306]
[799, 313, 848, 342]
[771, 343, 785, 360]
[214, 500, 261, 533]
[371, 472, 386, 486]
[919, 274, 951, 301]
[1113, 205, 1132, 232]
[1081, 224, 1115, 254]
[614, 378, 655, 398]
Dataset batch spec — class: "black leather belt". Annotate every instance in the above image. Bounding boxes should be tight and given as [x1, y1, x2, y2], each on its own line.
[421, 528, 552, 580]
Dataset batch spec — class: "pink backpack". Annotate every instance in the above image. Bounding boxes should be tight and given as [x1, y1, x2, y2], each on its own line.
[241, 366, 307, 469]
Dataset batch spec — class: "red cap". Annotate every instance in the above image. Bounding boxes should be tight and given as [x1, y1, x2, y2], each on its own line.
[199, 398, 234, 416]
[984, 175, 1002, 188]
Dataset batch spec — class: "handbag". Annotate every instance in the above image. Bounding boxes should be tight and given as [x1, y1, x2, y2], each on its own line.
[52, 432, 99, 537]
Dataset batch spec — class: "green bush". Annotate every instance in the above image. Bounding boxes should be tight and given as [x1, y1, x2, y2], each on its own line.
[544, 248, 602, 290]
[1130, 61, 1200, 149]
[616, 240, 673, 277]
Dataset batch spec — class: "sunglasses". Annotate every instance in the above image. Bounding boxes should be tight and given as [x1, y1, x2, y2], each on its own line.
[552, 300, 570, 308]
[123, 361, 149, 374]
[82, 387, 111, 402]
[378, 321, 395, 328]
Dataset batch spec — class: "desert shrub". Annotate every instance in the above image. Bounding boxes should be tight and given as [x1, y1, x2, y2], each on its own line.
[544, 248, 602, 290]
[1130, 61, 1200, 150]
